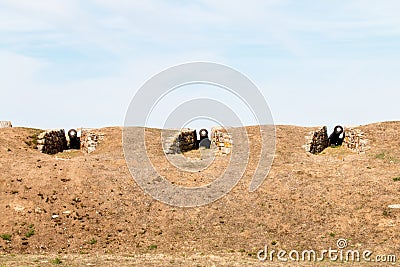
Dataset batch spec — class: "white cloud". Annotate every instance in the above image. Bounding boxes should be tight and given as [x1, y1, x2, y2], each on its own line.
[0, 1, 79, 31]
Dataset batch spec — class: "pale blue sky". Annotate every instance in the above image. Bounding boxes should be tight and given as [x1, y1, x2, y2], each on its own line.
[1, 0, 399, 131]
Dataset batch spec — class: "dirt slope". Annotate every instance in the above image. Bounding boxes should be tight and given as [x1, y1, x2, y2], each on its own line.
[0, 122, 399, 266]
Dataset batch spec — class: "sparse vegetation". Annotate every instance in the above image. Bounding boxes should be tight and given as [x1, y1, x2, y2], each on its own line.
[26, 229, 35, 238]
[374, 152, 399, 163]
[148, 244, 157, 250]
[89, 238, 97, 245]
[388, 156, 400, 163]
[323, 145, 352, 157]
[393, 177, 400, 182]
[1, 234, 11, 241]
[52, 257, 62, 264]
[25, 135, 38, 148]
[383, 210, 389, 216]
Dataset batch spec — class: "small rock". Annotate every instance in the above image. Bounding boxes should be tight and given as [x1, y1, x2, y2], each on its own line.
[13, 204, 25, 212]
[52, 215, 59, 219]
[34, 207, 42, 213]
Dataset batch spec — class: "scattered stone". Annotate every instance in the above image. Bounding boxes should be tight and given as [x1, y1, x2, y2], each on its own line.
[52, 215, 59, 219]
[13, 204, 25, 212]
[34, 207, 43, 213]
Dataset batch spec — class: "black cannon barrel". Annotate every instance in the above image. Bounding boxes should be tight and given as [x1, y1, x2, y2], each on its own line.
[198, 129, 211, 149]
[199, 129, 209, 141]
[68, 129, 77, 138]
[328, 125, 345, 146]
[68, 129, 81, 149]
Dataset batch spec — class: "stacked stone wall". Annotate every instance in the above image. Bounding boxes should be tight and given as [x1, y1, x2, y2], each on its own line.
[211, 127, 233, 155]
[36, 130, 68, 155]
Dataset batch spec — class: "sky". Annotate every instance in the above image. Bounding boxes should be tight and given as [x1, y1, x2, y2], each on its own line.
[1, 0, 399, 132]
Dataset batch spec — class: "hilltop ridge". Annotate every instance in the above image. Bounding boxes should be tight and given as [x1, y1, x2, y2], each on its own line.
[0, 122, 399, 266]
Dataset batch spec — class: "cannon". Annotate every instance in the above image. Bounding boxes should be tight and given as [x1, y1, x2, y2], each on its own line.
[68, 129, 81, 149]
[199, 129, 209, 141]
[198, 128, 211, 149]
[328, 125, 345, 147]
